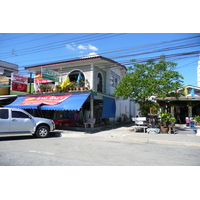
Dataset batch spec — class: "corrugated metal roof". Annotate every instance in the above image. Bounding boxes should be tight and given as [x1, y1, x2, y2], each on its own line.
[24, 55, 126, 70]
[156, 96, 200, 101]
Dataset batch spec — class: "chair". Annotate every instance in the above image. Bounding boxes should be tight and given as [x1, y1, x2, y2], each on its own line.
[132, 117, 147, 133]
[84, 118, 96, 132]
[132, 117, 147, 125]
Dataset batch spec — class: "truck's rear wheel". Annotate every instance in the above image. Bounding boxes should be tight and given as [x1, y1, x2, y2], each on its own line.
[36, 125, 49, 138]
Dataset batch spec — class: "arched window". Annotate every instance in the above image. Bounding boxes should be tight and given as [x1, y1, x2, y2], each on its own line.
[68, 70, 85, 83]
[97, 72, 103, 92]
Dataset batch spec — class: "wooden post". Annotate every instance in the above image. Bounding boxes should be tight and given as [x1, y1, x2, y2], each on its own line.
[171, 106, 174, 117]
[188, 105, 192, 117]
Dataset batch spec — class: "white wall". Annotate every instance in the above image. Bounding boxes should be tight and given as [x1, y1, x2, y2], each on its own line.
[115, 98, 138, 121]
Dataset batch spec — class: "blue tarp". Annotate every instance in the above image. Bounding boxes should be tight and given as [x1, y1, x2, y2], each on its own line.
[102, 96, 116, 118]
[41, 93, 90, 111]
[5, 93, 90, 111]
[4, 96, 41, 109]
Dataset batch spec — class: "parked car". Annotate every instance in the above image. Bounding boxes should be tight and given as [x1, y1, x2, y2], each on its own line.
[0, 108, 55, 138]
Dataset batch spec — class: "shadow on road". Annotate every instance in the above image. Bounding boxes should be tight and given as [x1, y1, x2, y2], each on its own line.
[0, 131, 62, 141]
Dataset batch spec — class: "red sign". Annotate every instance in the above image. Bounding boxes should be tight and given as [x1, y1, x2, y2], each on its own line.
[12, 82, 27, 92]
[20, 94, 72, 105]
[11, 73, 28, 92]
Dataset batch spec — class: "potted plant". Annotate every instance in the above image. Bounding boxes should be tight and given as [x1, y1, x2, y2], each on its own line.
[160, 112, 171, 133]
[40, 84, 46, 93]
[56, 85, 62, 92]
[68, 82, 74, 91]
[194, 115, 200, 125]
[169, 117, 176, 125]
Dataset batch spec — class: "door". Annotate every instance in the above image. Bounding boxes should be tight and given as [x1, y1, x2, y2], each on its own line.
[0, 109, 9, 132]
[10, 110, 35, 132]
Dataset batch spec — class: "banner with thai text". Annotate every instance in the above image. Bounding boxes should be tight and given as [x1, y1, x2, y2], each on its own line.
[20, 94, 72, 105]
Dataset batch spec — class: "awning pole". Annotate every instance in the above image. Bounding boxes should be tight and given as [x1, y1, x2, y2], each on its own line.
[90, 94, 94, 119]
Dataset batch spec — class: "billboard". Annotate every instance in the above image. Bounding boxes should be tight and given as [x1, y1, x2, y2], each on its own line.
[34, 73, 54, 84]
[20, 94, 71, 105]
[41, 67, 59, 82]
[11, 73, 28, 93]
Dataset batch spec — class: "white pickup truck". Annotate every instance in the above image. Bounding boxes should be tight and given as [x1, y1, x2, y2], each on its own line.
[0, 108, 55, 138]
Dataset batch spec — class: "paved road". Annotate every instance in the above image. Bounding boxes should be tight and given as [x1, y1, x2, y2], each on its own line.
[0, 125, 200, 166]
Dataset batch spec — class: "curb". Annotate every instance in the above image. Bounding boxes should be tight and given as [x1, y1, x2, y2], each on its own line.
[124, 137, 200, 148]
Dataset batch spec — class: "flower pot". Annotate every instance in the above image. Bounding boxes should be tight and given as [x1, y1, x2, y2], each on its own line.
[160, 127, 168, 133]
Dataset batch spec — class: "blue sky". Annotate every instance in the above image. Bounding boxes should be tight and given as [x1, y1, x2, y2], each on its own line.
[1, 1, 199, 197]
[0, 33, 199, 86]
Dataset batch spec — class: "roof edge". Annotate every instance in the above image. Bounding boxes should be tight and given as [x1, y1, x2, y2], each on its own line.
[24, 56, 126, 71]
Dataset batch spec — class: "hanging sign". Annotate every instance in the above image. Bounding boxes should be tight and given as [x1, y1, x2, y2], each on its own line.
[20, 94, 72, 105]
[41, 67, 59, 82]
[34, 73, 54, 83]
[11, 73, 28, 92]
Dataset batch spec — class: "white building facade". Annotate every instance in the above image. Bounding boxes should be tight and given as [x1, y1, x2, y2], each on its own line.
[23, 55, 138, 124]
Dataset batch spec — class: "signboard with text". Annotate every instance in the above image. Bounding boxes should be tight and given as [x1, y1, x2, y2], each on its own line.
[41, 67, 59, 82]
[20, 94, 72, 105]
[34, 73, 54, 83]
[11, 73, 28, 93]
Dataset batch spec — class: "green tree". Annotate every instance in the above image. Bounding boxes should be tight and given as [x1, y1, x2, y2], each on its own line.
[114, 57, 184, 116]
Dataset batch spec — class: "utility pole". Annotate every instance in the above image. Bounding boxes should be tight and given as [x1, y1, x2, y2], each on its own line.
[29, 72, 33, 94]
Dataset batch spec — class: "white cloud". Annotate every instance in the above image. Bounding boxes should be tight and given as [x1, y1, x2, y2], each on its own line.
[88, 52, 99, 56]
[78, 45, 87, 50]
[77, 44, 98, 51]
[66, 43, 76, 50]
[81, 52, 99, 58]
[88, 44, 98, 51]
[66, 43, 98, 52]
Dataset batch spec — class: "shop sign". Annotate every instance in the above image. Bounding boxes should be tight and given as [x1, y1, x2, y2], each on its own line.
[20, 94, 72, 105]
[41, 67, 59, 82]
[11, 73, 28, 84]
[11, 73, 28, 92]
[34, 73, 54, 83]
[91, 91, 97, 96]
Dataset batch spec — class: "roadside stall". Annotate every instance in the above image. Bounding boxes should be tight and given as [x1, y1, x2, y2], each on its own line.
[5, 92, 91, 129]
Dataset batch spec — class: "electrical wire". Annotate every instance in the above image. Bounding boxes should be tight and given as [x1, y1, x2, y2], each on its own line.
[0, 33, 64, 50]
[0, 33, 34, 42]
[0, 33, 125, 58]
[1, 34, 199, 68]
[1, 34, 199, 87]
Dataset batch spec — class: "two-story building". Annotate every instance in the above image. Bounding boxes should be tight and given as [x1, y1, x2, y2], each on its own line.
[5, 55, 138, 128]
[0, 60, 19, 106]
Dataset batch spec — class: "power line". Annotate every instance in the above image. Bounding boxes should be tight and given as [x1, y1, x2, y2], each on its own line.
[0, 33, 64, 50]
[12, 34, 200, 67]
[1, 34, 199, 81]
[0, 33, 34, 42]
[0, 33, 124, 58]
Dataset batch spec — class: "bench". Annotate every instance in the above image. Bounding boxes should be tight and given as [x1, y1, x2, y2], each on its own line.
[132, 125, 147, 133]
[146, 128, 160, 134]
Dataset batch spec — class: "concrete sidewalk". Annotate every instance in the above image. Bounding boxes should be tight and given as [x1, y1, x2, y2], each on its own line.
[57, 123, 200, 148]
[109, 124, 200, 147]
